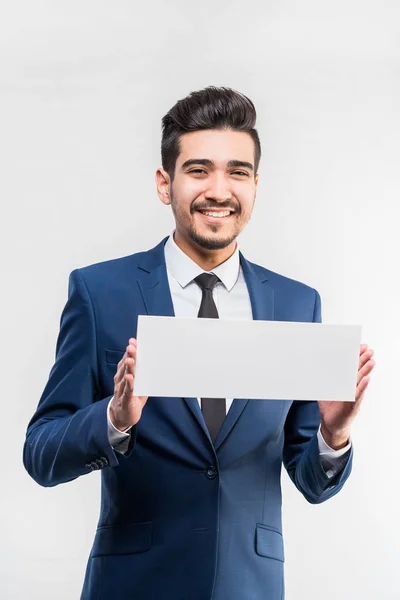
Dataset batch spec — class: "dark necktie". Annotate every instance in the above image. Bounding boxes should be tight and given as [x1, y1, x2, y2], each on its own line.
[194, 273, 226, 443]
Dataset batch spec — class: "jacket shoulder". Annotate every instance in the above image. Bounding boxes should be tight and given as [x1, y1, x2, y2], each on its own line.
[71, 249, 148, 283]
[246, 258, 319, 296]
[246, 258, 321, 322]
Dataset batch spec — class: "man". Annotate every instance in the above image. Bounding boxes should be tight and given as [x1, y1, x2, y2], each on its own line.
[23, 86, 375, 600]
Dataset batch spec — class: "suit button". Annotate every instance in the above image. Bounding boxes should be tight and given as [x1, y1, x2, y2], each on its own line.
[100, 457, 109, 467]
[205, 466, 218, 480]
[85, 463, 94, 472]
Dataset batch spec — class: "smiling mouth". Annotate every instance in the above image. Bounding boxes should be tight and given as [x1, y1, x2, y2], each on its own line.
[195, 209, 236, 220]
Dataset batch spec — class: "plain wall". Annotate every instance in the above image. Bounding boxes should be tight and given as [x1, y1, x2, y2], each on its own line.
[1, 1, 399, 598]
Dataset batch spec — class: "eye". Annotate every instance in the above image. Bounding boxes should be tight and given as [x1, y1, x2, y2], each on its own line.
[189, 169, 249, 176]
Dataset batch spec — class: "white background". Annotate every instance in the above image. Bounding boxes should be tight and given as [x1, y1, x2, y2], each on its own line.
[1, 2, 399, 598]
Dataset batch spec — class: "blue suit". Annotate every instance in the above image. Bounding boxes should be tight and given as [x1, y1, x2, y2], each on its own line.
[23, 236, 352, 600]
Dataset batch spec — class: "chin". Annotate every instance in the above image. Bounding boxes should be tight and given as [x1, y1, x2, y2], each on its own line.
[188, 227, 237, 251]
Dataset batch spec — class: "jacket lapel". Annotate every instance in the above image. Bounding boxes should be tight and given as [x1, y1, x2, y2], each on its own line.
[135, 237, 211, 440]
[213, 252, 275, 450]
[135, 238, 275, 449]
[136, 237, 175, 319]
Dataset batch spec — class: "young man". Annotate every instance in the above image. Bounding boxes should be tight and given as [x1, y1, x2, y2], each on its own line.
[23, 86, 375, 600]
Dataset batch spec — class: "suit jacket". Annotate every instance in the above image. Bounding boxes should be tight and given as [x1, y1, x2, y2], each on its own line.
[23, 236, 353, 600]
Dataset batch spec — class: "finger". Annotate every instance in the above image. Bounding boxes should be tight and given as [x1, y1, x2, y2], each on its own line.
[114, 352, 126, 381]
[359, 348, 374, 370]
[125, 355, 136, 376]
[114, 358, 127, 386]
[355, 375, 370, 401]
[115, 344, 136, 392]
[118, 351, 127, 367]
[123, 373, 134, 398]
[126, 343, 137, 359]
[116, 369, 127, 399]
[357, 358, 375, 385]
[359, 346, 373, 360]
[127, 339, 137, 353]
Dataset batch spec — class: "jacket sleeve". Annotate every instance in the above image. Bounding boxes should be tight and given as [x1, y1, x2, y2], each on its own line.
[23, 269, 136, 487]
[282, 289, 353, 504]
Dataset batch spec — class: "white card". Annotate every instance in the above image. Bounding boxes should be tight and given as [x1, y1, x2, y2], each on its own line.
[133, 315, 362, 401]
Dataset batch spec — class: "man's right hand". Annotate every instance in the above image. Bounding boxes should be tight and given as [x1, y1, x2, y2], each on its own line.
[109, 338, 149, 432]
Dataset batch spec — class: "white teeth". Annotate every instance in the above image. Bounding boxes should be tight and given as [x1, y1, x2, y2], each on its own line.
[202, 211, 231, 218]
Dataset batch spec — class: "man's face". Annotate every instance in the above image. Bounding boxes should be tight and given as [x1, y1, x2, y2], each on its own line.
[158, 129, 259, 251]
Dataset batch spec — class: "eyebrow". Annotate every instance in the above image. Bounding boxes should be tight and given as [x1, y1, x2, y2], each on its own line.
[181, 158, 254, 172]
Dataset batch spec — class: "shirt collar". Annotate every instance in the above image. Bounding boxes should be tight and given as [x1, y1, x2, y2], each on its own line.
[164, 230, 240, 291]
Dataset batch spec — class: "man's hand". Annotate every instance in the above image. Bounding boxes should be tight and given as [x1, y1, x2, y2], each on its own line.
[318, 344, 375, 450]
[109, 338, 149, 432]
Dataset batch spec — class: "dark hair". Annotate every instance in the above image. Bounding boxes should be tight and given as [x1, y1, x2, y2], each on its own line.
[161, 86, 261, 182]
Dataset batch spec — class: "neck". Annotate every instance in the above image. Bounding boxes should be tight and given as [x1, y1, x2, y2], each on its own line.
[173, 231, 237, 271]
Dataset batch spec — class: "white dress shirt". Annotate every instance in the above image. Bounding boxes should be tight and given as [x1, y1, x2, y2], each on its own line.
[107, 231, 351, 476]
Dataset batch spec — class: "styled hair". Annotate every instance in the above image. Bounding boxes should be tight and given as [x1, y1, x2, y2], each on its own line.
[161, 86, 261, 181]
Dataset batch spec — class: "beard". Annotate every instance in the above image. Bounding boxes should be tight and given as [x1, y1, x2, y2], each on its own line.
[170, 188, 245, 250]
[186, 222, 239, 250]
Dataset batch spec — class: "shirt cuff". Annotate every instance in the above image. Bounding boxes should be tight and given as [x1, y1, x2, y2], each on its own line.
[317, 425, 352, 479]
[107, 397, 132, 454]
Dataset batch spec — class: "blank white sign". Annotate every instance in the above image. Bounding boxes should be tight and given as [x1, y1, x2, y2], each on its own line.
[134, 316, 362, 401]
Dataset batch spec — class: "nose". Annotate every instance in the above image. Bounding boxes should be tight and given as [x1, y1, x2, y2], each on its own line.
[204, 172, 233, 203]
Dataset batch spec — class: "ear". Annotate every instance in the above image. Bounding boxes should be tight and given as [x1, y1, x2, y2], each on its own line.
[156, 168, 171, 206]
[253, 173, 259, 202]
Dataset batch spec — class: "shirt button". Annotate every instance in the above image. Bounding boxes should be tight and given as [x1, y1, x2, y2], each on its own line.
[205, 466, 218, 480]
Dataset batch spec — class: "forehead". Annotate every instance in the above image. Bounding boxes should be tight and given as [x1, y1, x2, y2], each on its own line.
[177, 129, 255, 167]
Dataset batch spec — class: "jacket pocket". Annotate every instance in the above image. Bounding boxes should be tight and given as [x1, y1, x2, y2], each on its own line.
[105, 348, 125, 365]
[91, 521, 152, 557]
[255, 523, 285, 562]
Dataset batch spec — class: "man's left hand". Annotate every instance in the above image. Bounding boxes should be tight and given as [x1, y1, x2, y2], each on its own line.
[318, 344, 375, 450]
